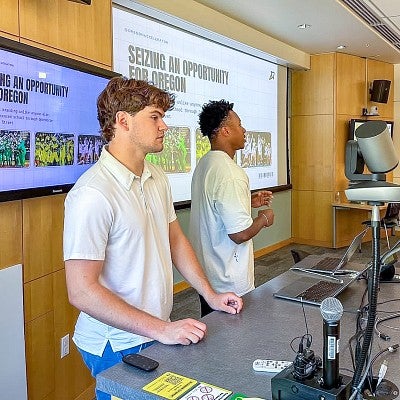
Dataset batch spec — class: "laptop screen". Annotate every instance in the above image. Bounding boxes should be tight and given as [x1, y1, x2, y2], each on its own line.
[335, 228, 368, 271]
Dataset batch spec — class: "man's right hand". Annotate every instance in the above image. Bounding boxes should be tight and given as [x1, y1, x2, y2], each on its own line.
[157, 319, 207, 345]
[258, 208, 274, 228]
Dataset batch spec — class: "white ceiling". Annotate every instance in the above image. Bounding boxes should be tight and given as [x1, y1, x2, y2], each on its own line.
[194, 0, 400, 65]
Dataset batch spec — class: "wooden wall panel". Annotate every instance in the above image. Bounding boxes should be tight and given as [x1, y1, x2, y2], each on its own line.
[334, 208, 375, 248]
[74, 384, 96, 400]
[0, 200, 22, 269]
[291, 53, 394, 247]
[292, 190, 333, 246]
[24, 268, 95, 400]
[19, 0, 112, 67]
[23, 195, 65, 282]
[291, 115, 334, 191]
[335, 114, 353, 192]
[0, 0, 19, 37]
[336, 53, 366, 116]
[53, 270, 95, 400]
[367, 59, 394, 120]
[25, 312, 55, 400]
[292, 53, 335, 116]
[24, 274, 53, 322]
[53, 270, 77, 337]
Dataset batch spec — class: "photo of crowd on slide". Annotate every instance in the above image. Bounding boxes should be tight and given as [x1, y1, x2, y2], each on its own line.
[241, 131, 272, 168]
[77, 135, 104, 165]
[0, 130, 30, 168]
[146, 126, 191, 173]
[34, 132, 74, 167]
[195, 128, 211, 164]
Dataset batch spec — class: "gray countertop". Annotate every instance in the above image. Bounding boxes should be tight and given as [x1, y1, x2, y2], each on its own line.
[97, 270, 400, 399]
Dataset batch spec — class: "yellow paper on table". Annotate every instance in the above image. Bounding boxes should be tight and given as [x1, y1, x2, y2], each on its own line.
[143, 371, 198, 399]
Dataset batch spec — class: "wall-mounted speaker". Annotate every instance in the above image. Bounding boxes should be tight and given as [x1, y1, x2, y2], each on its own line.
[370, 79, 391, 103]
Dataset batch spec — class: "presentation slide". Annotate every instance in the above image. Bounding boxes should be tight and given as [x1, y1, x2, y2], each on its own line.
[0, 45, 110, 198]
[113, 6, 278, 202]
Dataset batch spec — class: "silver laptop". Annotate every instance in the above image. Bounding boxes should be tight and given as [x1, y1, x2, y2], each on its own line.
[273, 229, 369, 305]
[272, 271, 366, 306]
[290, 228, 368, 277]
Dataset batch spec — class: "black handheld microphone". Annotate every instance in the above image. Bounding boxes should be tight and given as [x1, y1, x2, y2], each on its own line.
[320, 297, 343, 389]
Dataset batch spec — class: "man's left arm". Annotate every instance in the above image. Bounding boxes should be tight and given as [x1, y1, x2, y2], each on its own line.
[169, 219, 243, 314]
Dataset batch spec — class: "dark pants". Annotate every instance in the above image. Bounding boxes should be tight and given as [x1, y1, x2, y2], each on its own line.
[199, 294, 214, 317]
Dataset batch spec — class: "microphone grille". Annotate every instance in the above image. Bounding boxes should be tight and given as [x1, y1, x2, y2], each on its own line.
[320, 297, 343, 322]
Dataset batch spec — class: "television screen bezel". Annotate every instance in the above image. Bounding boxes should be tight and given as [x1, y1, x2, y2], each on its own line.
[0, 37, 119, 203]
[349, 118, 394, 141]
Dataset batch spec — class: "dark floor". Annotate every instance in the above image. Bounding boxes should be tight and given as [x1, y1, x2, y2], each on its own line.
[170, 235, 398, 321]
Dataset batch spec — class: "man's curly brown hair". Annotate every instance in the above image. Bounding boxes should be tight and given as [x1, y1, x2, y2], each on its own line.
[97, 77, 175, 142]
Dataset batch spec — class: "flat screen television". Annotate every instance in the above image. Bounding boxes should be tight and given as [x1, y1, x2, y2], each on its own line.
[349, 118, 394, 140]
[0, 37, 118, 202]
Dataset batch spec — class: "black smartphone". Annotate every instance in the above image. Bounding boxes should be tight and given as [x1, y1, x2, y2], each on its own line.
[122, 353, 159, 372]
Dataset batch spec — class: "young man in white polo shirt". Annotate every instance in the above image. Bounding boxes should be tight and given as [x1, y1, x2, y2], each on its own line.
[189, 100, 274, 317]
[63, 78, 243, 400]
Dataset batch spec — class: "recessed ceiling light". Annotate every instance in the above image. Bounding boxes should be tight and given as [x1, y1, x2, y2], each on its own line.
[337, 45, 347, 50]
[297, 23, 311, 29]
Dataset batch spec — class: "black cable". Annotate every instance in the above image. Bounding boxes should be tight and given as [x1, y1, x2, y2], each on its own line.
[349, 343, 399, 400]
[369, 343, 399, 369]
[377, 298, 400, 306]
[354, 291, 369, 364]
[346, 277, 400, 394]
[290, 301, 320, 381]
[349, 330, 365, 371]
[375, 297, 400, 311]
[344, 288, 369, 373]
[290, 334, 312, 353]
[289, 300, 312, 352]
[374, 312, 400, 341]
[352, 221, 381, 393]
[301, 300, 310, 339]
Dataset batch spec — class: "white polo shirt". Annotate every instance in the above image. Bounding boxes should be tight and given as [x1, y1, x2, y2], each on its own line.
[189, 150, 255, 296]
[63, 147, 176, 355]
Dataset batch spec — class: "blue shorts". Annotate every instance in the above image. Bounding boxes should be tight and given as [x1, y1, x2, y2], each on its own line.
[78, 340, 155, 400]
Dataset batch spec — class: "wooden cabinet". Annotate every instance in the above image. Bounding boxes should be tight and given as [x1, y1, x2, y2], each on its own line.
[291, 53, 394, 247]
[25, 312, 56, 400]
[0, 201, 22, 269]
[292, 53, 335, 116]
[24, 262, 94, 400]
[291, 114, 334, 191]
[21, 196, 95, 400]
[23, 196, 65, 282]
[336, 54, 366, 116]
[292, 190, 333, 246]
[0, 0, 19, 39]
[19, 0, 112, 68]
